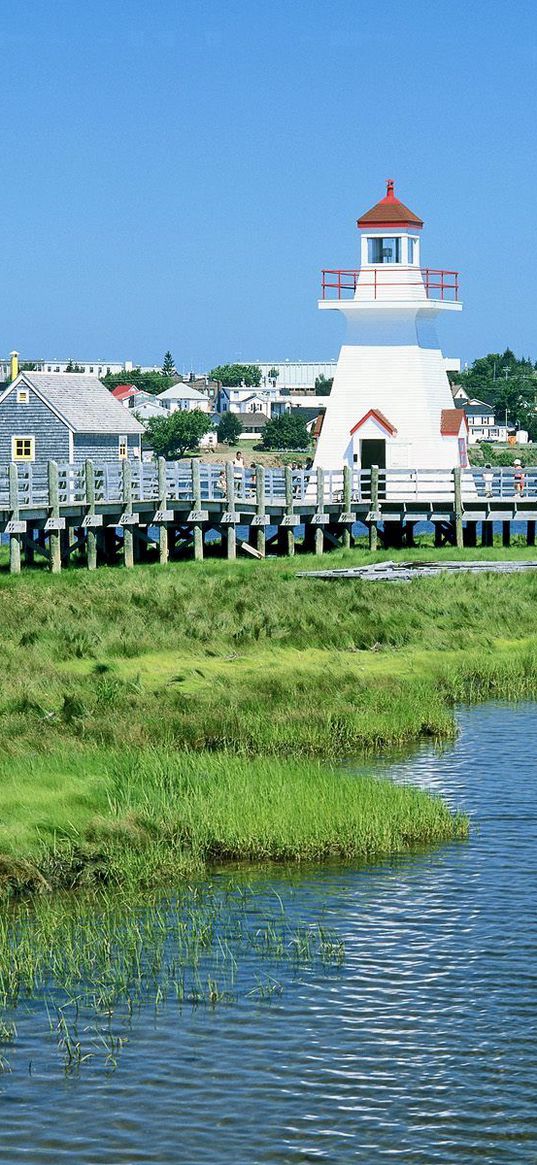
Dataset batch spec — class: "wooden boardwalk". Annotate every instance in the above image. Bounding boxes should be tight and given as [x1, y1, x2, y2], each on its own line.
[1, 459, 537, 572]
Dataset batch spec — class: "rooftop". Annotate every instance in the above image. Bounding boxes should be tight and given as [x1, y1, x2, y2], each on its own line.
[357, 180, 423, 230]
[8, 372, 143, 434]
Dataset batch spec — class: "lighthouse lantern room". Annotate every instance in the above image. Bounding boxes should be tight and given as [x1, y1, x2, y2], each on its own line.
[314, 181, 464, 474]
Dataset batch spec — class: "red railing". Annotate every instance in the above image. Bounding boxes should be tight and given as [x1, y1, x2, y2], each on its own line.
[321, 268, 460, 302]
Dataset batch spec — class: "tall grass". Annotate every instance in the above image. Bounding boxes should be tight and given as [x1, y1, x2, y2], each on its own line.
[0, 749, 468, 896]
[1, 551, 534, 894]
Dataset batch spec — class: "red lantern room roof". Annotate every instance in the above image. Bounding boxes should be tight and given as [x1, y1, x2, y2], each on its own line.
[357, 180, 423, 230]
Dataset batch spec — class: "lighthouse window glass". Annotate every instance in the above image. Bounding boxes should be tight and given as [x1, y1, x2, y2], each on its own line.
[367, 237, 401, 264]
[408, 238, 416, 264]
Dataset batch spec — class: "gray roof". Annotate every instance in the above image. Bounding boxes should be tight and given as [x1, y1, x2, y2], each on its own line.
[14, 372, 144, 434]
[157, 384, 209, 402]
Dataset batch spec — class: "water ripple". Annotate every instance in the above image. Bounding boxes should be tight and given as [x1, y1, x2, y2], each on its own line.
[1, 703, 537, 1163]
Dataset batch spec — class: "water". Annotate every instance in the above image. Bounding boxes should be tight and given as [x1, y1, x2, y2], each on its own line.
[1, 702, 537, 1163]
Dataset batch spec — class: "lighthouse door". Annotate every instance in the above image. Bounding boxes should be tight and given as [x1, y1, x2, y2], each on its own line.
[359, 438, 386, 470]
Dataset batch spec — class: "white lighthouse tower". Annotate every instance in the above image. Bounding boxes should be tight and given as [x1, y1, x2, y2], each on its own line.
[313, 181, 466, 475]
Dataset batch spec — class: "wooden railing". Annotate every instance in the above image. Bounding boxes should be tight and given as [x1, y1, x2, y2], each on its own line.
[0, 461, 535, 509]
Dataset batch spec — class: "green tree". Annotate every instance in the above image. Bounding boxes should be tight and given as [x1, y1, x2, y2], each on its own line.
[103, 368, 177, 395]
[209, 363, 261, 387]
[453, 348, 537, 435]
[144, 410, 213, 459]
[162, 351, 175, 376]
[315, 374, 333, 395]
[66, 359, 84, 373]
[268, 366, 279, 385]
[262, 413, 310, 450]
[217, 412, 244, 444]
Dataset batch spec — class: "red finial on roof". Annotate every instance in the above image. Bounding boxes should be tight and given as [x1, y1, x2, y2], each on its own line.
[385, 179, 395, 201]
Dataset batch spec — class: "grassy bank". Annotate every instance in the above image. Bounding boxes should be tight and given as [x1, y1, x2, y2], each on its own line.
[0, 749, 468, 896]
[4, 546, 535, 891]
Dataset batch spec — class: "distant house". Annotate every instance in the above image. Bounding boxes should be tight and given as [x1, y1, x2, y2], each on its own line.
[456, 398, 508, 444]
[236, 413, 268, 441]
[111, 384, 140, 406]
[156, 384, 211, 413]
[0, 371, 143, 464]
[217, 386, 279, 416]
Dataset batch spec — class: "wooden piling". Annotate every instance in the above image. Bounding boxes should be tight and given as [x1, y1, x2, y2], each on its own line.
[8, 463, 21, 574]
[453, 467, 464, 549]
[284, 465, 295, 557]
[191, 458, 204, 561]
[158, 457, 169, 565]
[85, 459, 97, 570]
[315, 467, 325, 556]
[342, 464, 352, 549]
[369, 465, 379, 551]
[122, 458, 134, 568]
[255, 464, 266, 556]
[528, 520, 536, 547]
[502, 520, 511, 548]
[225, 462, 236, 560]
[48, 460, 61, 574]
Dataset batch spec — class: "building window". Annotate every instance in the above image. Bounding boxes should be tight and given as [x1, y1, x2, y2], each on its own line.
[119, 436, 128, 459]
[16, 388, 29, 404]
[367, 237, 401, 264]
[47, 366, 51, 372]
[408, 237, 416, 265]
[12, 436, 35, 461]
[89, 366, 94, 373]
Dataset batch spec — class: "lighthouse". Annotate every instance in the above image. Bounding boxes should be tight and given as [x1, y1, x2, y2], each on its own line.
[313, 181, 466, 475]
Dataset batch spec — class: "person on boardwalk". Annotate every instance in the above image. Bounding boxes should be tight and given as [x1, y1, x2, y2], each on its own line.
[233, 450, 244, 497]
[514, 459, 525, 495]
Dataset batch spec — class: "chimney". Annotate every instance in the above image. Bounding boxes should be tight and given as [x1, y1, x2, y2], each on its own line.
[9, 351, 19, 381]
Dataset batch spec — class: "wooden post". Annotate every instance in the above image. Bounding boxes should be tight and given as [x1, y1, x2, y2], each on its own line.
[315, 466, 324, 555]
[85, 459, 97, 570]
[502, 520, 511, 548]
[8, 463, 21, 574]
[453, 467, 463, 549]
[528, 520, 535, 547]
[482, 521, 493, 548]
[284, 465, 295, 557]
[369, 465, 379, 552]
[342, 463, 352, 550]
[48, 460, 61, 574]
[191, 458, 204, 561]
[122, 458, 134, 569]
[158, 457, 169, 565]
[255, 464, 266, 556]
[225, 461, 236, 560]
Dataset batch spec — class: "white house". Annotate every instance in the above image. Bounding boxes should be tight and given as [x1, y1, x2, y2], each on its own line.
[462, 401, 508, 444]
[157, 384, 211, 413]
[218, 386, 278, 416]
[313, 180, 465, 474]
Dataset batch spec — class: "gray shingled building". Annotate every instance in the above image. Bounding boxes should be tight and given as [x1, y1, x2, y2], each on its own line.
[0, 371, 143, 464]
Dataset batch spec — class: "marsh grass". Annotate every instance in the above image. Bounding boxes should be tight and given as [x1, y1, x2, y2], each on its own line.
[0, 882, 348, 1072]
[0, 549, 534, 891]
[0, 749, 467, 895]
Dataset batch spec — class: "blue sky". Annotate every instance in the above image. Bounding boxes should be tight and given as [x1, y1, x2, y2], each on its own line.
[1, 0, 536, 369]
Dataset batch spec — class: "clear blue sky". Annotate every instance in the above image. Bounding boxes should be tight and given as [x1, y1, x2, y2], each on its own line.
[1, 0, 536, 370]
